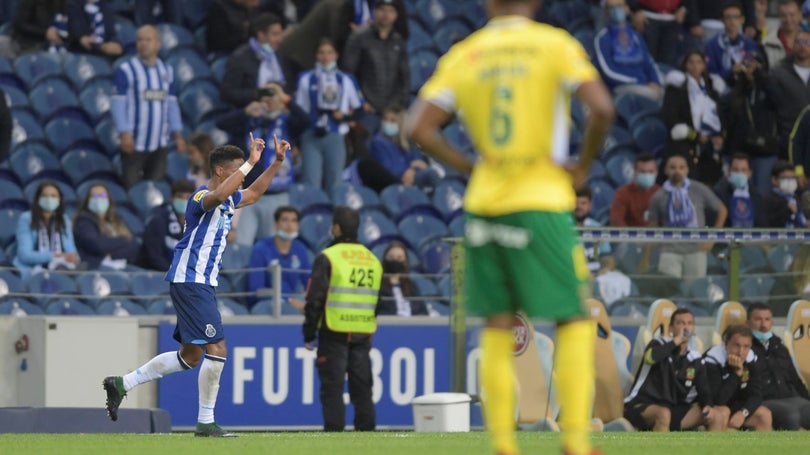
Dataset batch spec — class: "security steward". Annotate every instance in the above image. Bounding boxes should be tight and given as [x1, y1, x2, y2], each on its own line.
[303, 206, 383, 431]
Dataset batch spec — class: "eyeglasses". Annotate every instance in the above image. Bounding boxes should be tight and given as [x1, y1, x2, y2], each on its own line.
[796, 39, 810, 46]
[90, 192, 108, 198]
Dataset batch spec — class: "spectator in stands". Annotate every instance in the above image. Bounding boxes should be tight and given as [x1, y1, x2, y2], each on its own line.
[342, 0, 409, 133]
[595, 0, 663, 100]
[186, 132, 214, 187]
[111, 25, 185, 189]
[763, 0, 802, 68]
[217, 82, 308, 247]
[7, 0, 67, 56]
[704, 2, 763, 84]
[610, 152, 660, 227]
[713, 153, 769, 227]
[135, 0, 182, 25]
[73, 182, 139, 270]
[695, 0, 757, 44]
[136, 179, 195, 272]
[349, 105, 440, 193]
[628, 0, 702, 66]
[770, 245, 810, 314]
[295, 38, 363, 191]
[762, 159, 806, 226]
[662, 50, 726, 185]
[220, 13, 295, 109]
[13, 180, 79, 279]
[574, 186, 612, 275]
[648, 153, 727, 286]
[704, 325, 773, 431]
[66, 0, 123, 58]
[378, 240, 427, 316]
[0, 87, 10, 164]
[624, 308, 725, 431]
[792, 106, 810, 178]
[247, 206, 310, 309]
[755, 0, 781, 42]
[766, 28, 810, 158]
[206, 0, 259, 54]
[747, 302, 810, 428]
[594, 255, 632, 309]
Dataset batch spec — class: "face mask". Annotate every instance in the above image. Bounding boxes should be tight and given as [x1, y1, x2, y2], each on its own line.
[609, 6, 626, 24]
[316, 61, 337, 71]
[383, 259, 406, 273]
[263, 109, 282, 120]
[381, 121, 399, 137]
[728, 172, 749, 190]
[38, 196, 60, 212]
[779, 178, 798, 195]
[172, 198, 187, 215]
[635, 172, 656, 189]
[88, 197, 110, 215]
[276, 230, 298, 241]
[261, 43, 274, 54]
[752, 330, 773, 343]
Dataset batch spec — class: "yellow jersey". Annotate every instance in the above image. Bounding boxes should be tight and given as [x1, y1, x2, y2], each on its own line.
[419, 16, 599, 216]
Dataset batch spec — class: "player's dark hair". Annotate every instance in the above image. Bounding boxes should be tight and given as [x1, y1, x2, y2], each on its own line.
[171, 179, 196, 196]
[332, 206, 360, 241]
[274, 205, 300, 222]
[669, 308, 693, 327]
[723, 325, 753, 343]
[746, 302, 772, 319]
[208, 145, 245, 171]
[251, 13, 282, 36]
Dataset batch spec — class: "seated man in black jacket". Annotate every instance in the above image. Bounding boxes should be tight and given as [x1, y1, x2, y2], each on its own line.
[713, 153, 768, 227]
[703, 325, 772, 431]
[137, 179, 196, 271]
[624, 308, 725, 431]
[762, 160, 806, 227]
[747, 302, 810, 429]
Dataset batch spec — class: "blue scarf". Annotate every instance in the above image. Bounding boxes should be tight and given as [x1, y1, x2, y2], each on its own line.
[774, 187, 807, 227]
[249, 37, 286, 86]
[609, 24, 644, 65]
[664, 178, 698, 227]
[353, 0, 371, 25]
[718, 34, 745, 76]
[729, 187, 754, 228]
[84, 2, 105, 43]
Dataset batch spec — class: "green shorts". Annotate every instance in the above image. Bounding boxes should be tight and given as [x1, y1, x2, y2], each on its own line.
[464, 210, 590, 320]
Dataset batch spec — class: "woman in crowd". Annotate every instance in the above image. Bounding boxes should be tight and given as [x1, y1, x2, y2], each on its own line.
[377, 240, 427, 316]
[73, 182, 138, 269]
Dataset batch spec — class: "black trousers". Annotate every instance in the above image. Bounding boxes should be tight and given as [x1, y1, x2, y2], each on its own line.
[316, 335, 375, 431]
[120, 148, 168, 189]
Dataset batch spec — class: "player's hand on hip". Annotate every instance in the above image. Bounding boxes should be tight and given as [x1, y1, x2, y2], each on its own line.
[248, 132, 265, 165]
[273, 134, 291, 162]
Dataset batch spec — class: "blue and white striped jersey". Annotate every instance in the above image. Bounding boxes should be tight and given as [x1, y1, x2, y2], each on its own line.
[166, 187, 243, 286]
[111, 56, 183, 152]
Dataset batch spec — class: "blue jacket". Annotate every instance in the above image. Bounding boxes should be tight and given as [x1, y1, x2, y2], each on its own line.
[594, 24, 661, 90]
[247, 237, 311, 303]
[14, 212, 77, 275]
[704, 33, 761, 83]
[368, 133, 425, 179]
[73, 211, 139, 269]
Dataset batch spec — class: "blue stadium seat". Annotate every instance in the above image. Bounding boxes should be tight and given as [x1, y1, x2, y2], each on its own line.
[79, 78, 115, 125]
[77, 180, 128, 206]
[460, 0, 487, 29]
[380, 184, 440, 222]
[603, 125, 636, 155]
[607, 299, 648, 318]
[23, 178, 77, 206]
[410, 274, 439, 298]
[427, 301, 450, 316]
[0, 298, 44, 315]
[588, 179, 615, 218]
[432, 179, 465, 222]
[94, 117, 120, 156]
[290, 183, 332, 216]
[14, 52, 63, 90]
[767, 244, 798, 273]
[437, 274, 452, 300]
[96, 298, 148, 315]
[131, 271, 171, 298]
[114, 16, 137, 54]
[220, 242, 252, 296]
[250, 299, 274, 315]
[76, 271, 131, 305]
[614, 92, 660, 129]
[45, 298, 95, 315]
[299, 213, 333, 251]
[415, 0, 464, 32]
[0, 72, 26, 91]
[25, 271, 78, 305]
[443, 121, 473, 154]
[589, 159, 608, 181]
[157, 23, 196, 60]
[1, 84, 29, 109]
[217, 297, 250, 316]
[548, 0, 593, 32]
[117, 206, 145, 237]
[740, 245, 768, 273]
[604, 147, 637, 187]
[448, 215, 464, 237]
[147, 297, 176, 315]
[631, 117, 668, 154]
[0, 56, 12, 74]
[179, 79, 225, 126]
[128, 179, 171, 218]
[195, 120, 230, 146]
[210, 55, 227, 82]
[433, 18, 471, 54]
[166, 151, 191, 182]
[573, 28, 596, 60]
[359, 209, 400, 248]
[62, 53, 113, 91]
[182, 0, 212, 29]
[0, 179, 26, 209]
[740, 276, 775, 302]
[166, 47, 212, 90]
[330, 183, 381, 211]
[44, 117, 98, 156]
[11, 107, 45, 148]
[397, 214, 449, 251]
[407, 19, 435, 53]
[29, 76, 80, 122]
[688, 276, 728, 310]
[409, 49, 438, 93]
[9, 142, 61, 184]
[0, 269, 24, 297]
[419, 240, 452, 275]
[61, 148, 116, 186]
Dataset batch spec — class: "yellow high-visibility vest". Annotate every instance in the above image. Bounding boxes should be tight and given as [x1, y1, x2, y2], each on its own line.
[322, 243, 382, 333]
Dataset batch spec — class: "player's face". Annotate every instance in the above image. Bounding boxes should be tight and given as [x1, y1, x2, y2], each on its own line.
[136, 27, 160, 59]
[665, 156, 689, 184]
[670, 313, 695, 337]
[726, 333, 752, 359]
[316, 43, 338, 66]
[747, 308, 773, 333]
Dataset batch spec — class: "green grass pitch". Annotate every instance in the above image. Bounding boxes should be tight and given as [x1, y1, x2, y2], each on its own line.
[2, 431, 810, 455]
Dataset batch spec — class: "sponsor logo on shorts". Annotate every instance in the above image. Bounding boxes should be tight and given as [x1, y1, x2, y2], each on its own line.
[466, 219, 531, 248]
[512, 313, 532, 356]
[205, 324, 217, 338]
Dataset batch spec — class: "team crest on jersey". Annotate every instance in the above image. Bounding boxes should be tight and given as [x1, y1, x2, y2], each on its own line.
[205, 324, 216, 338]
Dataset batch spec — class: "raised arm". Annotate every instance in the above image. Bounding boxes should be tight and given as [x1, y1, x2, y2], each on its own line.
[239, 134, 291, 207]
[200, 133, 266, 211]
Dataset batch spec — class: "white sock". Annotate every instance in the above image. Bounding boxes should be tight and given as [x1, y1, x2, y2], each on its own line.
[198, 354, 226, 424]
[122, 351, 190, 392]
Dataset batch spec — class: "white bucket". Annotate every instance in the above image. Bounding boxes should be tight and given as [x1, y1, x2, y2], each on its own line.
[411, 393, 471, 432]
